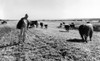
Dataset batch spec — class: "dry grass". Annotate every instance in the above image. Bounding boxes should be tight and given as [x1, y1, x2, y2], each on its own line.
[0, 21, 100, 61]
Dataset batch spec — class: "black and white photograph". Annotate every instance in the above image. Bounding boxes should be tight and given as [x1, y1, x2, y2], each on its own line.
[0, 0, 100, 61]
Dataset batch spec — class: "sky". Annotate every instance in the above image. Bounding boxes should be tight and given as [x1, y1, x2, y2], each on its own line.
[0, 0, 100, 20]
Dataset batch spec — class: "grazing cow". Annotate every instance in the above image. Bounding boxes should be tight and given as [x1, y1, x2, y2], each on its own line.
[58, 23, 62, 28]
[58, 23, 63, 28]
[70, 22, 75, 29]
[64, 25, 70, 31]
[44, 24, 48, 29]
[78, 23, 93, 42]
[1, 21, 7, 24]
[40, 22, 43, 28]
[62, 22, 65, 25]
[29, 21, 38, 28]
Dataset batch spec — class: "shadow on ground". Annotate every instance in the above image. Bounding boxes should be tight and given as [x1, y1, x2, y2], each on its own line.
[59, 30, 69, 32]
[67, 38, 85, 43]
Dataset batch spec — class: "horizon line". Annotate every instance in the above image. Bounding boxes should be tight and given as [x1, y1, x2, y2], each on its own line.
[0, 18, 100, 21]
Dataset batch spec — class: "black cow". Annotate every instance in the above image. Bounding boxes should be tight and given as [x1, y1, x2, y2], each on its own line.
[62, 22, 65, 25]
[1, 21, 7, 24]
[64, 25, 70, 31]
[70, 22, 75, 29]
[79, 24, 93, 42]
[40, 22, 43, 28]
[29, 21, 38, 28]
[44, 24, 48, 29]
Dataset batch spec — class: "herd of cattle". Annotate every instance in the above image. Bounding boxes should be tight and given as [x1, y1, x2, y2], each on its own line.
[58, 22, 75, 31]
[28, 21, 93, 43]
[1, 19, 94, 43]
[29, 21, 48, 29]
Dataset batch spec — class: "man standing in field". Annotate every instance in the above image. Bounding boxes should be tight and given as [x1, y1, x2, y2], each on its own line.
[16, 14, 30, 43]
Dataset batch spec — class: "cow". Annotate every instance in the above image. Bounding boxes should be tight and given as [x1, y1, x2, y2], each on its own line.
[59, 23, 63, 28]
[57, 23, 63, 28]
[64, 25, 70, 31]
[40, 22, 43, 28]
[1, 21, 7, 24]
[29, 21, 38, 28]
[44, 24, 48, 29]
[78, 22, 93, 42]
[70, 22, 75, 29]
[62, 22, 65, 25]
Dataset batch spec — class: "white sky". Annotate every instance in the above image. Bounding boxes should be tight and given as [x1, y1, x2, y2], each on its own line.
[0, 0, 100, 20]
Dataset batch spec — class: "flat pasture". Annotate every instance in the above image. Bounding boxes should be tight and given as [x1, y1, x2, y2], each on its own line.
[0, 20, 100, 61]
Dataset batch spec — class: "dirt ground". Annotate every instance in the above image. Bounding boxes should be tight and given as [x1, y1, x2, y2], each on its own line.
[0, 21, 100, 61]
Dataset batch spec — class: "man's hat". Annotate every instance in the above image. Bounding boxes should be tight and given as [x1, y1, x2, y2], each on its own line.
[25, 14, 28, 18]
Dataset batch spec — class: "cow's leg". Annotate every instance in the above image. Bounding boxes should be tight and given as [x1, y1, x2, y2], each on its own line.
[40, 25, 42, 28]
[68, 29, 69, 32]
[32, 24, 34, 27]
[41, 25, 43, 28]
[41, 25, 42, 28]
[46, 26, 47, 29]
[81, 34, 84, 40]
[79, 32, 84, 40]
[89, 31, 93, 41]
[85, 35, 88, 42]
[36, 24, 38, 28]
[66, 29, 68, 32]
[68, 27, 70, 32]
